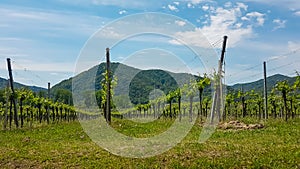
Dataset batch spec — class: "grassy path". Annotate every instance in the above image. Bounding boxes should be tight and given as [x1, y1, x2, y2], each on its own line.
[0, 118, 299, 168]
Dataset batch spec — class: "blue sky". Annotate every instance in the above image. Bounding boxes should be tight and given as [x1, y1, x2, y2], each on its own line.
[0, 0, 299, 88]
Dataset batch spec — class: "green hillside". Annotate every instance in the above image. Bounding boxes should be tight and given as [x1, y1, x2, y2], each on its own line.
[0, 77, 46, 93]
[54, 62, 297, 96]
[1, 63, 296, 102]
[54, 62, 199, 104]
[230, 74, 296, 92]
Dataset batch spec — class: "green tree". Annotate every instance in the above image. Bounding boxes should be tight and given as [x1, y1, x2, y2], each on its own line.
[174, 88, 182, 116]
[275, 80, 291, 121]
[100, 70, 117, 122]
[196, 74, 210, 118]
[183, 80, 197, 122]
[1, 87, 10, 129]
[237, 90, 248, 118]
[44, 99, 51, 124]
[268, 89, 279, 118]
[16, 88, 32, 127]
[95, 90, 102, 109]
[293, 71, 300, 90]
[225, 93, 234, 119]
[53, 89, 73, 105]
[166, 91, 175, 118]
[290, 71, 300, 118]
[24, 90, 34, 127]
[248, 90, 263, 119]
[165, 89, 181, 118]
[0, 89, 5, 103]
[36, 97, 44, 123]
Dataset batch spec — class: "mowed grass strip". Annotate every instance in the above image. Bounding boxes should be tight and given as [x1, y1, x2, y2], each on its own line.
[0, 118, 299, 168]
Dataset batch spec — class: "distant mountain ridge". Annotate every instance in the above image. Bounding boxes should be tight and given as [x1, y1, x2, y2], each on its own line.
[0, 62, 297, 95]
[57, 63, 199, 104]
[0, 77, 46, 92]
[53, 62, 297, 95]
[230, 74, 296, 92]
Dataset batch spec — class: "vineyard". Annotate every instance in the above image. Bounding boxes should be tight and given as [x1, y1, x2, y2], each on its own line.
[0, 87, 76, 129]
[118, 83, 300, 123]
[75, 70, 300, 125]
[0, 68, 300, 129]
[0, 49, 299, 167]
[0, 59, 300, 168]
[1, 0, 300, 167]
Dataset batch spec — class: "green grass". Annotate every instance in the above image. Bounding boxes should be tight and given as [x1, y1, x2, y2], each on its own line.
[0, 118, 299, 168]
[111, 118, 175, 138]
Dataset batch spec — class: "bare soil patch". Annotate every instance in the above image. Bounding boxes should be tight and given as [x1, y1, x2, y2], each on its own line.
[219, 120, 264, 130]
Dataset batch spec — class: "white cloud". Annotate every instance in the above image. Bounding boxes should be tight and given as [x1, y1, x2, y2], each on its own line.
[243, 12, 265, 26]
[90, 0, 160, 9]
[0, 6, 108, 82]
[190, 0, 203, 5]
[0, 57, 75, 72]
[0, 7, 107, 37]
[235, 23, 243, 28]
[224, 2, 232, 8]
[264, 41, 300, 76]
[175, 20, 186, 26]
[236, 2, 248, 11]
[288, 41, 300, 51]
[8, 12, 46, 20]
[294, 11, 300, 16]
[97, 27, 124, 39]
[168, 4, 178, 11]
[272, 19, 287, 31]
[241, 16, 249, 21]
[182, 0, 214, 5]
[0, 37, 30, 42]
[119, 10, 127, 15]
[170, 3, 254, 48]
[240, 0, 300, 10]
[187, 3, 194, 8]
[174, 1, 180, 5]
[268, 55, 287, 61]
[202, 5, 209, 11]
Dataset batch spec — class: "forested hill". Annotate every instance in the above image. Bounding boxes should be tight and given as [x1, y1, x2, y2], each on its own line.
[52, 62, 297, 96]
[0, 77, 46, 93]
[230, 74, 296, 92]
[0, 63, 296, 96]
[52, 62, 198, 97]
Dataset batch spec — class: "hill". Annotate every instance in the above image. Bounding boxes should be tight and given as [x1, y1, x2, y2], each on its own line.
[230, 74, 296, 92]
[1, 63, 296, 101]
[61, 62, 198, 105]
[0, 77, 46, 93]
[53, 62, 197, 93]
[54, 62, 297, 95]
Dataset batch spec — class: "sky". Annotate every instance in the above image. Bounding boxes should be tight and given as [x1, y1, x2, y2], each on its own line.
[0, 0, 299, 88]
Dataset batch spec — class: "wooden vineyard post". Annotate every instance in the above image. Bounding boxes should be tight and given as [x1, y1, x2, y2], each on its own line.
[48, 82, 51, 99]
[263, 61, 268, 119]
[106, 48, 111, 123]
[210, 36, 228, 123]
[47, 82, 51, 124]
[7, 58, 19, 128]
